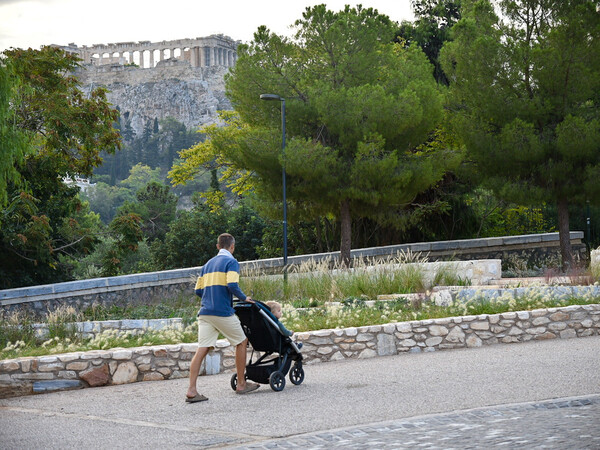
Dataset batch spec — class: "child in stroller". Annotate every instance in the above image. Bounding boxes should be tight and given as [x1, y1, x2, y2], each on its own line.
[231, 300, 304, 392]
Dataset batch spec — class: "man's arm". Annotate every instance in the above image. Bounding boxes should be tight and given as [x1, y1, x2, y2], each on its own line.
[226, 260, 252, 301]
[194, 275, 204, 298]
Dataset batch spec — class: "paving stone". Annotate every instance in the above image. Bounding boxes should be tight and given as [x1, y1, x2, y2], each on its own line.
[234, 395, 600, 449]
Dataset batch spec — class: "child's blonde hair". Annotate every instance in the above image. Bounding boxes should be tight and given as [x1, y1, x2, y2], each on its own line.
[265, 301, 282, 315]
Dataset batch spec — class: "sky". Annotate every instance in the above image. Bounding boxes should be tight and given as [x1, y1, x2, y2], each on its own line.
[0, 0, 415, 52]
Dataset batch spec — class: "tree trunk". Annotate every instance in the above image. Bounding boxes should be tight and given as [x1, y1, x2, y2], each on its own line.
[557, 197, 573, 272]
[292, 223, 308, 254]
[340, 199, 352, 267]
[315, 218, 323, 253]
[323, 217, 332, 252]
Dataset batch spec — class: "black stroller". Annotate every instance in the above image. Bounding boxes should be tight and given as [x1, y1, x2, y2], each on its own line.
[231, 301, 304, 392]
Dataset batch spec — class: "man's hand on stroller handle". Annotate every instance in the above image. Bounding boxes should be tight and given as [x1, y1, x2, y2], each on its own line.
[245, 296, 255, 303]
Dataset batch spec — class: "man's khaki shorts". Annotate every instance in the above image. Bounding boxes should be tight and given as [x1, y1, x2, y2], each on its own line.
[197, 314, 246, 348]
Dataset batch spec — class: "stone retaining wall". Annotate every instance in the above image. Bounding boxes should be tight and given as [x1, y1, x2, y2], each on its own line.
[1, 303, 598, 399]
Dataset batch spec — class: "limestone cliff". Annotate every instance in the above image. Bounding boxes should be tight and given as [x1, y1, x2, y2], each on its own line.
[76, 60, 231, 136]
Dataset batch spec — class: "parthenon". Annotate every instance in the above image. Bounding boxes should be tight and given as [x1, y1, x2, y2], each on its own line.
[55, 34, 238, 69]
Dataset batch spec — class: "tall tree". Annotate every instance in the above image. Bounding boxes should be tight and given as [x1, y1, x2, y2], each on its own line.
[118, 181, 177, 242]
[172, 5, 456, 265]
[154, 200, 228, 270]
[441, 0, 600, 269]
[0, 59, 31, 208]
[397, 0, 462, 85]
[158, 117, 191, 171]
[0, 47, 121, 287]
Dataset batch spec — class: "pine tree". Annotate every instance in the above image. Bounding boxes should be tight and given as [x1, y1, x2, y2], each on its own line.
[441, 0, 600, 269]
[172, 5, 459, 264]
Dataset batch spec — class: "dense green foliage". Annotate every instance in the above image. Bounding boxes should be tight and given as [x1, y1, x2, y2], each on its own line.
[0, 47, 121, 288]
[0, 59, 30, 207]
[441, 0, 600, 267]
[152, 198, 266, 270]
[95, 115, 202, 185]
[396, 0, 462, 85]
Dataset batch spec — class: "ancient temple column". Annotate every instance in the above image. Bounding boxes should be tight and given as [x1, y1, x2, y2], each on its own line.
[195, 47, 201, 67]
[201, 47, 207, 66]
[190, 47, 197, 67]
[149, 50, 154, 68]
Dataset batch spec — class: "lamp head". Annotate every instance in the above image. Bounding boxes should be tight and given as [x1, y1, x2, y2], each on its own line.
[260, 93, 283, 101]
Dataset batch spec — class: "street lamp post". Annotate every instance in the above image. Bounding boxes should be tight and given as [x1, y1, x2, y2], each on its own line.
[260, 94, 288, 273]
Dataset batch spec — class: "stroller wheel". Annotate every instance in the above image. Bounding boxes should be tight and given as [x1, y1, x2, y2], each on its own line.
[289, 364, 305, 385]
[269, 371, 286, 392]
[230, 373, 248, 391]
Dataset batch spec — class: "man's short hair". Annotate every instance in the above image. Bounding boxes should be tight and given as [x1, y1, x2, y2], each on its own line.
[218, 233, 235, 249]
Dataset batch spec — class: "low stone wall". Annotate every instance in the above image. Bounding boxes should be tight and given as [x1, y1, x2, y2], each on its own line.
[381, 285, 600, 307]
[297, 304, 599, 360]
[31, 318, 183, 340]
[0, 269, 201, 318]
[1, 303, 598, 398]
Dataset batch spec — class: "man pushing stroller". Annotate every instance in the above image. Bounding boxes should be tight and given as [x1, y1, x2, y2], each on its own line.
[185, 233, 260, 403]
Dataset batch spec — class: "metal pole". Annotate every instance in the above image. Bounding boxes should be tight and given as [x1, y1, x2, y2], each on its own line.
[259, 93, 288, 287]
[281, 99, 287, 268]
[587, 200, 591, 247]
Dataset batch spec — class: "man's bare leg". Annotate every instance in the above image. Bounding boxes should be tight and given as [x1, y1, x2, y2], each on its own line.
[235, 338, 251, 391]
[187, 346, 209, 398]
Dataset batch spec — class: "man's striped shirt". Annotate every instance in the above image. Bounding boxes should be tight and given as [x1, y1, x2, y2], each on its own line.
[195, 249, 247, 317]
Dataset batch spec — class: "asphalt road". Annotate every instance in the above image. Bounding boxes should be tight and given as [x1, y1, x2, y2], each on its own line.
[1, 336, 599, 449]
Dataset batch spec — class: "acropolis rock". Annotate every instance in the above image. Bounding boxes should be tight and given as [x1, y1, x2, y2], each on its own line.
[55, 35, 238, 136]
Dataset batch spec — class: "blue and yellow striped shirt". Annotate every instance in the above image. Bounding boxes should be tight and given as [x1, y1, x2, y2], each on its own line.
[195, 249, 247, 317]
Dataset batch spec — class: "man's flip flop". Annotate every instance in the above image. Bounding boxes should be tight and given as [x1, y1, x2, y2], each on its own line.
[236, 383, 260, 395]
[185, 394, 208, 403]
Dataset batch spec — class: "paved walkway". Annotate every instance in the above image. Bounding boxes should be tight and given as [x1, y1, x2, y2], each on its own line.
[1, 336, 599, 449]
[237, 395, 600, 449]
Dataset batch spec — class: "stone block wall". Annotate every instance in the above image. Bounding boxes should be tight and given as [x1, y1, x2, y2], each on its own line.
[295, 304, 599, 361]
[0, 272, 199, 318]
[1, 303, 598, 398]
[592, 248, 600, 273]
[31, 318, 183, 340]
